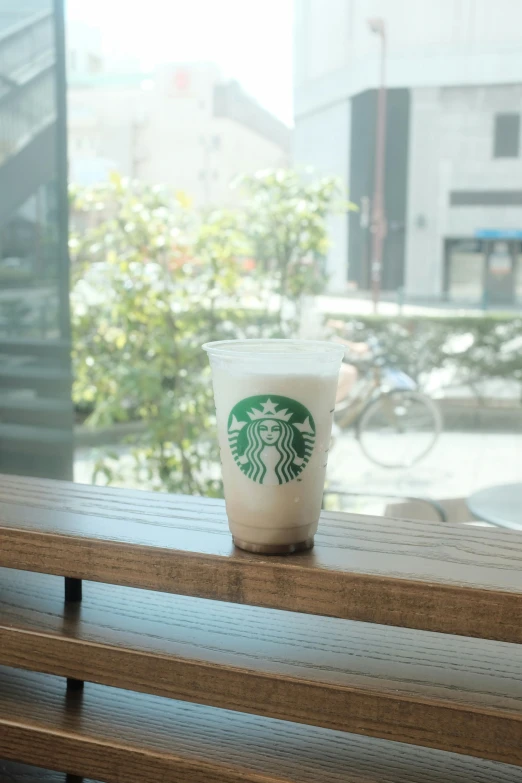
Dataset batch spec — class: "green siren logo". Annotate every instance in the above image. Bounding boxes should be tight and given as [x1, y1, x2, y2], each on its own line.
[228, 395, 316, 485]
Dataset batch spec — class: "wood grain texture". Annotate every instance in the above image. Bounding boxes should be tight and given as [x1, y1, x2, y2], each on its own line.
[1, 569, 521, 765]
[0, 475, 521, 642]
[1, 667, 522, 783]
[0, 760, 99, 782]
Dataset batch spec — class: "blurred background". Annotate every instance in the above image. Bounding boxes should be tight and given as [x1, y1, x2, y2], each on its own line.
[1, 0, 521, 524]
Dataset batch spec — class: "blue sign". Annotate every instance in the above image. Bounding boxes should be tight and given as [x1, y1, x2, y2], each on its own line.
[475, 229, 522, 239]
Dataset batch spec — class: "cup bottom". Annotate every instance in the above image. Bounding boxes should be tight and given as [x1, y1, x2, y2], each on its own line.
[233, 536, 314, 555]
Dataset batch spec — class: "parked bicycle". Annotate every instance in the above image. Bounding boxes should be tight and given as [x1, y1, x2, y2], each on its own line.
[329, 322, 442, 468]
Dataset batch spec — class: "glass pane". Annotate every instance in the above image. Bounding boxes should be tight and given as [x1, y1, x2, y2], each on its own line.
[0, 0, 73, 480]
[1, 0, 520, 533]
[493, 113, 520, 158]
[448, 243, 485, 301]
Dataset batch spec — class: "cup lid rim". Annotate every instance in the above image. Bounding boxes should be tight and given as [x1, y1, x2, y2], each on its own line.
[203, 339, 345, 359]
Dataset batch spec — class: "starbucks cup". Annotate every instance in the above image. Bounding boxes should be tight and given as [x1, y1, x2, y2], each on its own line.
[203, 339, 344, 554]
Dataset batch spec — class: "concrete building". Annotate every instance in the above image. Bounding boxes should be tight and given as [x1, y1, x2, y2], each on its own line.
[294, 0, 522, 305]
[66, 20, 103, 78]
[67, 50, 291, 207]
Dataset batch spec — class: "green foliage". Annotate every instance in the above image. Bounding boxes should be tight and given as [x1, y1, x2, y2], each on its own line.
[71, 170, 520, 497]
[327, 313, 522, 392]
[70, 176, 286, 495]
[71, 171, 349, 493]
[72, 170, 349, 495]
[237, 170, 355, 315]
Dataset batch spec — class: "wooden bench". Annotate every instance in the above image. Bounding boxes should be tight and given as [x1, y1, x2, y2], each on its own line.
[0, 474, 521, 782]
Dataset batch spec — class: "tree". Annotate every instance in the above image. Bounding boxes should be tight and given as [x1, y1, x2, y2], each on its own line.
[70, 175, 278, 495]
[237, 169, 355, 321]
[70, 169, 353, 495]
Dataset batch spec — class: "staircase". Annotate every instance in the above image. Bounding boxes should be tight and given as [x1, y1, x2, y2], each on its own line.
[0, 7, 56, 225]
[0, 2, 73, 482]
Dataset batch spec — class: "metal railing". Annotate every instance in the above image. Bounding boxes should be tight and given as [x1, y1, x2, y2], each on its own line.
[0, 9, 55, 166]
[0, 63, 55, 165]
[0, 10, 53, 81]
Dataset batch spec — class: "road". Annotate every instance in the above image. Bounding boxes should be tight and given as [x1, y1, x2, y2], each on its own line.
[327, 429, 521, 517]
[316, 293, 522, 318]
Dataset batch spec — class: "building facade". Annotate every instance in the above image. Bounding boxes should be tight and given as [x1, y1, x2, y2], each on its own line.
[67, 38, 291, 208]
[294, 0, 522, 304]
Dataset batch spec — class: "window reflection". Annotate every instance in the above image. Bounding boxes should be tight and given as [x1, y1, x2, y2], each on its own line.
[0, 0, 72, 480]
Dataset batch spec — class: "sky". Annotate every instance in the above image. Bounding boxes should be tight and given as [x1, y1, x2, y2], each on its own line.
[66, 0, 294, 125]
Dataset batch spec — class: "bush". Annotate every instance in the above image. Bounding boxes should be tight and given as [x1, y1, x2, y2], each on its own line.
[70, 171, 348, 494]
[327, 313, 522, 394]
[238, 169, 355, 319]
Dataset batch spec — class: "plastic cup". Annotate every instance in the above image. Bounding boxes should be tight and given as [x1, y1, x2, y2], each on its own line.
[203, 339, 344, 554]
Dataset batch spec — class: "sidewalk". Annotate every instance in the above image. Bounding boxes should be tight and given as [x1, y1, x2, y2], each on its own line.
[327, 429, 521, 501]
[317, 293, 522, 318]
[76, 429, 521, 513]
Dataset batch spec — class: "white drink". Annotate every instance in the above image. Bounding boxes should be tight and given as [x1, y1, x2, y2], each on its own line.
[204, 340, 344, 553]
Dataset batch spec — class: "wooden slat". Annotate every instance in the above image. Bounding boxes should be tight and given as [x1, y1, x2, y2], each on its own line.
[0, 760, 100, 782]
[1, 667, 522, 783]
[0, 475, 521, 642]
[1, 569, 521, 764]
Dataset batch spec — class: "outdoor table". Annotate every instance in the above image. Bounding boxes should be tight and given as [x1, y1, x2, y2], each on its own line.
[0, 473, 521, 782]
[467, 482, 522, 531]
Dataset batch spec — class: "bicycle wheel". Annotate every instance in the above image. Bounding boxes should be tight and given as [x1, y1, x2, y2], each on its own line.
[357, 390, 442, 468]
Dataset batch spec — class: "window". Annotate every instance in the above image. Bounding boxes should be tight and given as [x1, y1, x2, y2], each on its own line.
[5, 0, 519, 524]
[0, 0, 72, 480]
[445, 239, 485, 301]
[450, 190, 522, 206]
[493, 113, 520, 158]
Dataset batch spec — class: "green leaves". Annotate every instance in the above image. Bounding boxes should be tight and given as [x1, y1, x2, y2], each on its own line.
[70, 176, 283, 495]
[236, 169, 354, 312]
[70, 169, 352, 495]
[327, 313, 522, 389]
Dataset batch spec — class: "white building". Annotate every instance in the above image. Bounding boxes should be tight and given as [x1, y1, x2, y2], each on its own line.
[66, 20, 103, 78]
[67, 55, 290, 207]
[294, 0, 522, 305]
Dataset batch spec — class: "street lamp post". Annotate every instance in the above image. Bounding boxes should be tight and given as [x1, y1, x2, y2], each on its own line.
[368, 17, 387, 313]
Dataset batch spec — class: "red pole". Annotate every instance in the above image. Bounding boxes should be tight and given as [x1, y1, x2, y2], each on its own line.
[370, 23, 387, 313]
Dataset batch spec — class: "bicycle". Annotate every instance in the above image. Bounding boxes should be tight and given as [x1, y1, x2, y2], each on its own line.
[331, 329, 442, 469]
